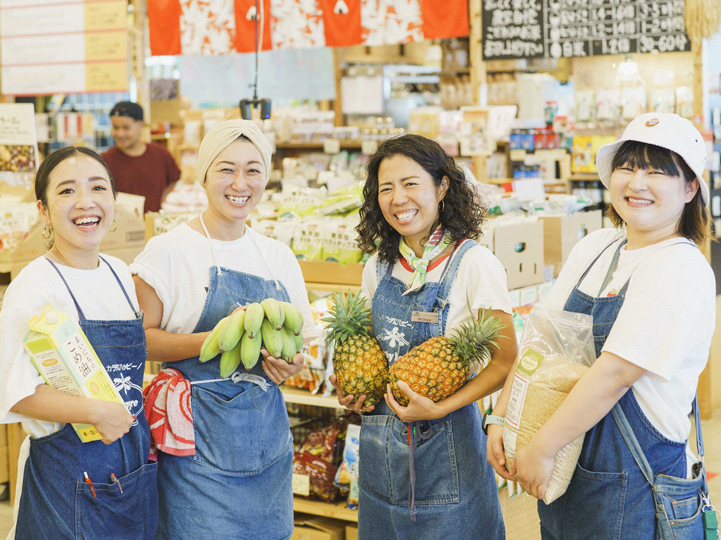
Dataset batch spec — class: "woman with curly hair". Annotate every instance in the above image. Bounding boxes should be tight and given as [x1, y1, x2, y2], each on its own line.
[331, 134, 517, 539]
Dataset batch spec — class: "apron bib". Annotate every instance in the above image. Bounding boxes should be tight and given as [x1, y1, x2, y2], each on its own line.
[358, 240, 505, 540]
[16, 258, 158, 540]
[538, 239, 705, 540]
[155, 218, 294, 540]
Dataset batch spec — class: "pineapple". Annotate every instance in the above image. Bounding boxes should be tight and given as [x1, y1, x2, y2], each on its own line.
[324, 291, 388, 408]
[389, 310, 506, 406]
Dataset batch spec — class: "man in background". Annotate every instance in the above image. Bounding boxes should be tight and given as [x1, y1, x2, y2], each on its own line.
[101, 101, 180, 213]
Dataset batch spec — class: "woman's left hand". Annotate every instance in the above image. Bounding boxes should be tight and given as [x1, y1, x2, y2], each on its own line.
[260, 349, 304, 384]
[511, 439, 555, 501]
[384, 381, 443, 422]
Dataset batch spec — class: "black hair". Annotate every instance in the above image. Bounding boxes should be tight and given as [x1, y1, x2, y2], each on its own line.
[356, 134, 485, 264]
[36, 146, 116, 207]
[608, 140, 710, 244]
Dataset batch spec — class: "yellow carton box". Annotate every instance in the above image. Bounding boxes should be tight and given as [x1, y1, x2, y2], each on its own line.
[22, 303, 125, 443]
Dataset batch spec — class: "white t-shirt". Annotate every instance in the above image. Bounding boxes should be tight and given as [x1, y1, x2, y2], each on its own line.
[361, 242, 513, 368]
[542, 228, 715, 465]
[130, 223, 319, 341]
[0, 255, 140, 433]
[0, 255, 140, 540]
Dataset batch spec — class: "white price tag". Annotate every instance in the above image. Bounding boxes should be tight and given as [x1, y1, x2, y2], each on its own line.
[361, 140, 378, 155]
[323, 139, 341, 154]
[292, 473, 310, 496]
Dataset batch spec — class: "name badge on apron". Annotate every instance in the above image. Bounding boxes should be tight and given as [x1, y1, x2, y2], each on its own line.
[411, 311, 439, 324]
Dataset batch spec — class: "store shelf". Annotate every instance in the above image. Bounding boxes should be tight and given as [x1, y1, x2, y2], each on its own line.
[276, 141, 363, 150]
[281, 386, 344, 409]
[293, 497, 358, 522]
[305, 282, 361, 293]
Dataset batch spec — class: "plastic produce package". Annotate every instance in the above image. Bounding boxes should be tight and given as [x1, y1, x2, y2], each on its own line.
[503, 305, 595, 504]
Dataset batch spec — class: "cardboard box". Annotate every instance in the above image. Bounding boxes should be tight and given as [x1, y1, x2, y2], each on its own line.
[345, 525, 358, 540]
[0, 192, 146, 279]
[290, 516, 345, 540]
[23, 303, 126, 442]
[100, 192, 146, 250]
[493, 220, 544, 290]
[299, 260, 364, 287]
[541, 210, 602, 277]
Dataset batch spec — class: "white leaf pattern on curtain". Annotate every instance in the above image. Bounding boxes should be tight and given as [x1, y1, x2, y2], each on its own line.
[181, 0, 236, 55]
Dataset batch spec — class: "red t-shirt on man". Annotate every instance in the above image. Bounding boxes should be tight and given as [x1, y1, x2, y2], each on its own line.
[101, 143, 180, 213]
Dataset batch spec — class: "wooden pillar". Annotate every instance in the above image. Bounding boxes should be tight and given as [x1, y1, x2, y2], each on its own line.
[691, 36, 714, 419]
[130, 0, 151, 142]
[469, 0, 487, 181]
[333, 48, 344, 127]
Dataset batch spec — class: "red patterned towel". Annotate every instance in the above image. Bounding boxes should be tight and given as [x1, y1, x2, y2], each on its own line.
[143, 368, 195, 459]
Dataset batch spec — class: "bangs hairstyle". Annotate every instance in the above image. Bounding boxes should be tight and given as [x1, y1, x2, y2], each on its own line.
[35, 146, 116, 208]
[607, 140, 711, 245]
[356, 134, 485, 264]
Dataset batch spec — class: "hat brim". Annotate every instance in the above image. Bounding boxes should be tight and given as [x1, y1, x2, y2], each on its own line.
[594, 140, 709, 207]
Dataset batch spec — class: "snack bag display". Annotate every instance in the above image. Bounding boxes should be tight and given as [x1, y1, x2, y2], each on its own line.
[503, 305, 595, 504]
[334, 423, 360, 509]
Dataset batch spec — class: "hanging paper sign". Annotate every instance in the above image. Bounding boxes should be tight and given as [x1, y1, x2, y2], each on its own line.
[0, 0, 128, 95]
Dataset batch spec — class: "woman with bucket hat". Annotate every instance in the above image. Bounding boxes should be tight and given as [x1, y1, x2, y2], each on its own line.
[131, 120, 317, 539]
[487, 112, 716, 539]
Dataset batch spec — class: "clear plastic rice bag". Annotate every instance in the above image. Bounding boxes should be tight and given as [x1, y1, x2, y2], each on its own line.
[503, 304, 596, 504]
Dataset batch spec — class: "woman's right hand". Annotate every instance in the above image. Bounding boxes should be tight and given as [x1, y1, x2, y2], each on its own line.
[487, 424, 515, 480]
[90, 401, 134, 445]
[329, 374, 375, 414]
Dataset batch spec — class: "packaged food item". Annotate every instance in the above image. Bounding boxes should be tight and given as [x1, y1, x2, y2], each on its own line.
[291, 219, 325, 261]
[320, 216, 363, 264]
[292, 420, 347, 502]
[334, 423, 361, 509]
[23, 303, 126, 443]
[502, 305, 595, 504]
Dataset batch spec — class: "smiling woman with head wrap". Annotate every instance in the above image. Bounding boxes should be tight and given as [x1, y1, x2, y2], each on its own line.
[128, 119, 318, 539]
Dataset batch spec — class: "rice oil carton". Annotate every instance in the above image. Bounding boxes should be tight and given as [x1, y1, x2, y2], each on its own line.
[22, 303, 126, 442]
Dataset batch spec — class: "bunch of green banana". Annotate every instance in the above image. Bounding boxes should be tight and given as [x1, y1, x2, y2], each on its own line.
[198, 298, 307, 377]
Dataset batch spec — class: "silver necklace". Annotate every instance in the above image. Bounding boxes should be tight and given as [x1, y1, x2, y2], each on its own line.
[46, 250, 65, 266]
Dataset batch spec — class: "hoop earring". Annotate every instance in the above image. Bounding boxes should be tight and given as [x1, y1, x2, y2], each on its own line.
[110, 220, 117, 232]
[42, 225, 52, 239]
[439, 200, 445, 214]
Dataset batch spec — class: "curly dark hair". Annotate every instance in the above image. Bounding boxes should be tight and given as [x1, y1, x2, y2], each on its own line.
[356, 134, 485, 264]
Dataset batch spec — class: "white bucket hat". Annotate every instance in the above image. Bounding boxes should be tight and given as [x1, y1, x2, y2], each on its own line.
[596, 112, 709, 206]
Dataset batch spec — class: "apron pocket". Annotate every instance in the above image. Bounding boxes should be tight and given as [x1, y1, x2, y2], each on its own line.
[387, 417, 459, 505]
[558, 462, 628, 540]
[653, 474, 705, 539]
[191, 384, 291, 475]
[75, 462, 158, 540]
[358, 413, 461, 506]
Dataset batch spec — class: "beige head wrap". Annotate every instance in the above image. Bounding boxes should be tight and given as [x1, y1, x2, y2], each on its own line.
[196, 119, 272, 185]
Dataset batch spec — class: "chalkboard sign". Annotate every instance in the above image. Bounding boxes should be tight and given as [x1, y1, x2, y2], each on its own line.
[482, 0, 691, 61]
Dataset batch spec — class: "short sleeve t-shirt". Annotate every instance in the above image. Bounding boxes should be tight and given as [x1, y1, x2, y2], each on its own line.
[101, 142, 180, 213]
[361, 242, 513, 368]
[130, 224, 319, 342]
[541, 228, 715, 447]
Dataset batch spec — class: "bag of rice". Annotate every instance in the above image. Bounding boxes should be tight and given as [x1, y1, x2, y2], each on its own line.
[503, 305, 595, 504]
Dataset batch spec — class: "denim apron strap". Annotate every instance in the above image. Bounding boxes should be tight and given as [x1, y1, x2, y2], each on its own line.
[45, 257, 140, 319]
[99, 256, 142, 317]
[406, 240, 464, 520]
[612, 396, 707, 488]
[45, 258, 87, 320]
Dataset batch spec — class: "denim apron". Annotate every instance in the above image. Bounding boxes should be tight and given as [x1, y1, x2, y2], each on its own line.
[538, 238, 706, 540]
[358, 240, 505, 540]
[154, 221, 293, 540]
[16, 257, 158, 540]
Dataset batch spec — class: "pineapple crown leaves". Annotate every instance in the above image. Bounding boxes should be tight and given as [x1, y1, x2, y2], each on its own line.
[321, 290, 373, 346]
[450, 309, 507, 367]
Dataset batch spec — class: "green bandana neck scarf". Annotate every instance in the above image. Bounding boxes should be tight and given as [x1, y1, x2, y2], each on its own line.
[398, 227, 453, 296]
